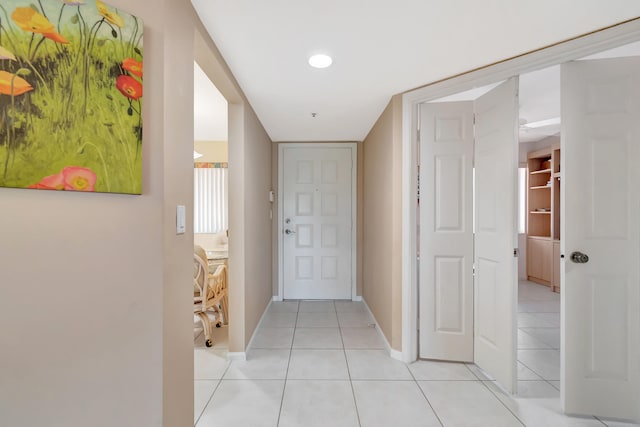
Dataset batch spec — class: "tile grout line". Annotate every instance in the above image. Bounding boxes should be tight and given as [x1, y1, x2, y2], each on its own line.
[194, 352, 233, 426]
[407, 363, 445, 427]
[541, 376, 560, 393]
[463, 362, 489, 381]
[521, 289, 607, 427]
[516, 358, 557, 382]
[276, 300, 299, 427]
[193, 379, 221, 427]
[477, 379, 527, 427]
[489, 286, 551, 427]
[337, 301, 363, 427]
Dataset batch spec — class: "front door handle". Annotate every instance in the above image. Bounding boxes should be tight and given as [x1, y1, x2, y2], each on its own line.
[285, 229, 296, 235]
[570, 251, 589, 264]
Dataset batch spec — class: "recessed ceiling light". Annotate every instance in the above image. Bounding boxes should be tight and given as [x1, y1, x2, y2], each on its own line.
[308, 54, 333, 69]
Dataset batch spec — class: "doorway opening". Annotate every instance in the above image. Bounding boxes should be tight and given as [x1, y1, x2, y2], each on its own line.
[414, 34, 640, 423]
[518, 39, 640, 395]
[193, 59, 229, 350]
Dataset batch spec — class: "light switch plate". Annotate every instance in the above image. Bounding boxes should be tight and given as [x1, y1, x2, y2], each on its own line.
[176, 205, 186, 234]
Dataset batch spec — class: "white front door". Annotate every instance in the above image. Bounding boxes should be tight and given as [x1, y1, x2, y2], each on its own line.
[562, 58, 640, 421]
[473, 78, 519, 393]
[419, 101, 474, 362]
[282, 146, 355, 300]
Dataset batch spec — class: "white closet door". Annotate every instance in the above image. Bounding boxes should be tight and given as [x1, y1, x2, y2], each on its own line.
[473, 78, 519, 393]
[419, 101, 474, 362]
[562, 58, 640, 422]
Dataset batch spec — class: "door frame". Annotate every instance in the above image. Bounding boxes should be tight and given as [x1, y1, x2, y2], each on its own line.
[276, 142, 358, 301]
[401, 18, 640, 364]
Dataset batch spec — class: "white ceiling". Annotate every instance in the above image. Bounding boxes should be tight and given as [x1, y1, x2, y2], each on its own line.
[192, 0, 640, 142]
[427, 40, 640, 143]
[194, 61, 228, 141]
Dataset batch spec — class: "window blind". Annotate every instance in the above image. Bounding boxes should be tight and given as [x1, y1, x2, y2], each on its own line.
[194, 166, 228, 233]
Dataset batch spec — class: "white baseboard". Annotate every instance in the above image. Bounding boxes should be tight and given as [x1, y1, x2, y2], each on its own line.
[361, 299, 404, 362]
[227, 352, 247, 361]
[352, 295, 363, 302]
[389, 348, 404, 361]
[272, 295, 282, 302]
[244, 298, 273, 354]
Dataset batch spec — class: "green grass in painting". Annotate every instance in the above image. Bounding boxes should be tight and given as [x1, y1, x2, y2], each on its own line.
[0, 0, 143, 194]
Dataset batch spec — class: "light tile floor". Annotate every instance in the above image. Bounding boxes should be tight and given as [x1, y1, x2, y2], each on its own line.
[193, 296, 638, 426]
[517, 280, 561, 385]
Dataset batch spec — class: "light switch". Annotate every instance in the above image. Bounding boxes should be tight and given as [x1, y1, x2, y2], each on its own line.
[176, 205, 186, 234]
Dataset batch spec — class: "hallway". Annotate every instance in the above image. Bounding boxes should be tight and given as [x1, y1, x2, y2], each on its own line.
[193, 299, 635, 427]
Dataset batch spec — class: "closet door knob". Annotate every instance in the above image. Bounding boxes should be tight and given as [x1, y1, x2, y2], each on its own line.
[570, 251, 589, 264]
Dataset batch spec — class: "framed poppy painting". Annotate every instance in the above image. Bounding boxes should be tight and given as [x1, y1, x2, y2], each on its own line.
[0, 0, 143, 194]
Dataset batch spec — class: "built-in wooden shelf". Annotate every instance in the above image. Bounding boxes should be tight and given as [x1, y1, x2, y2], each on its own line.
[527, 145, 560, 293]
[528, 234, 552, 239]
[530, 169, 552, 175]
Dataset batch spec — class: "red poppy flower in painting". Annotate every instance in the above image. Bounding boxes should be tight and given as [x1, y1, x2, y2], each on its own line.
[116, 75, 142, 100]
[27, 172, 65, 190]
[28, 167, 96, 191]
[122, 58, 143, 78]
[62, 166, 97, 191]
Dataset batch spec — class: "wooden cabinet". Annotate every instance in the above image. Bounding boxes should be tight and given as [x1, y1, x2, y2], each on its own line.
[527, 236, 552, 285]
[526, 145, 560, 291]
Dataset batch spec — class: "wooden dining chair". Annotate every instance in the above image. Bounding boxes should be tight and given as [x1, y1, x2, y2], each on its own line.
[193, 246, 228, 347]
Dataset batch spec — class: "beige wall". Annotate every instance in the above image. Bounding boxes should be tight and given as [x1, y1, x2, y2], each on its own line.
[362, 95, 403, 352]
[0, 1, 194, 425]
[242, 107, 274, 347]
[0, 3, 272, 426]
[194, 140, 228, 163]
[194, 21, 272, 354]
[270, 141, 363, 298]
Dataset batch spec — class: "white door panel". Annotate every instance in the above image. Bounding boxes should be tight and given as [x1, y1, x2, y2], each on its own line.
[283, 147, 354, 300]
[419, 102, 474, 361]
[562, 58, 640, 421]
[474, 78, 519, 393]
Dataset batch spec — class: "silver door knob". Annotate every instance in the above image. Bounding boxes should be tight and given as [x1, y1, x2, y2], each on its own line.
[570, 251, 589, 263]
[285, 229, 296, 235]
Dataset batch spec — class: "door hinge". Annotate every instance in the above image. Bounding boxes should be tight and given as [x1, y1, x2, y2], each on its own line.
[513, 248, 520, 258]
